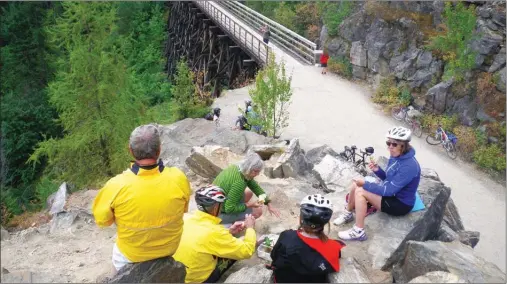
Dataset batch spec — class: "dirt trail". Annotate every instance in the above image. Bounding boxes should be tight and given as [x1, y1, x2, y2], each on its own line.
[214, 61, 506, 271]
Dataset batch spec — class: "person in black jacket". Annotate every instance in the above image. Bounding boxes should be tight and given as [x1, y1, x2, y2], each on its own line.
[268, 194, 346, 283]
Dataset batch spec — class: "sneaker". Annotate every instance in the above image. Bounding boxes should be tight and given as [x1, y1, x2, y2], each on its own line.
[333, 211, 354, 226]
[338, 226, 367, 241]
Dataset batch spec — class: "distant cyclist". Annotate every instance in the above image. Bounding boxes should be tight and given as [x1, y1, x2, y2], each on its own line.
[204, 107, 221, 122]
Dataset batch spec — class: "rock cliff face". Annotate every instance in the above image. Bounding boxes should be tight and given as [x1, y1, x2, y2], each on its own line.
[321, 1, 506, 127]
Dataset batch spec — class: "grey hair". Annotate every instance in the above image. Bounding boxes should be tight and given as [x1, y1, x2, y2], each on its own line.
[129, 124, 161, 160]
[238, 152, 264, 175]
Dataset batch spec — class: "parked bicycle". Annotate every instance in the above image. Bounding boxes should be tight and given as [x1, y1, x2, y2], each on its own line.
[426, 125, 458, 159]
[391, 105, 423, 138]
[339, 145, 375, 176]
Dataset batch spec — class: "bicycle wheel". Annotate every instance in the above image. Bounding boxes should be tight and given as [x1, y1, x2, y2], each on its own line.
[412, 121, 423, 138]
[340, 149, 352, 160]
[391, 107, 406, 121]
[445, 142, 458, 160]
[426, 133, 442, 145]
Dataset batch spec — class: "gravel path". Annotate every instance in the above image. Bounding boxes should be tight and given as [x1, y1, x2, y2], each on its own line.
[213, 55, 506, 271]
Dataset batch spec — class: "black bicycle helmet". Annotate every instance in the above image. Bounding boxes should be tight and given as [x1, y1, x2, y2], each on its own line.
[195, 185, 227, 210]
[300, 194, 333, 229]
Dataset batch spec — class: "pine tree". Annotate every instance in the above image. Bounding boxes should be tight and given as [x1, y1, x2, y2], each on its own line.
[29, 2, 147, 187]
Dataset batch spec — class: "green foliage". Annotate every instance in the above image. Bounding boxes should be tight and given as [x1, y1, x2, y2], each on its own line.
[372, 76, 412, 108]
[428, 2, 477, 82]
[248, 54, 293, 138]
[171, 60, 210, 120]
[245, 1, 279, 19]
[273, 2, 297, 31]
[473, 145, 506, 172]
[420, 114, 459, 132]
[0, 2, 61, 193]
[29, 2, 147, 188]
[327, 56, 353, 78]
[34, 177, 60, 210]
[319, 1, 353, 37]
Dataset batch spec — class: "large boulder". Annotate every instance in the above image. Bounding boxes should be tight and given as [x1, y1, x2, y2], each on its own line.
[392, 240, 506, 283]
[305, 144, 341, 166]
[328, 257, 370, 283]
[158, 119, 274, 174]
[312, 154, 362, 192]
[424, 79, 454, 114]
[224, 264, 272, 283]
[106, 256, 186, 283]
[185, 146, 243, 179]
[488, 46, 506, 73]
[407, 271, 466, 283]
[1, 270, 69, 283]
[350, 41, 367, 67]
[497, 67, 506, 93]
[247, 143, 287, 161]
[271, 139, 311, 179]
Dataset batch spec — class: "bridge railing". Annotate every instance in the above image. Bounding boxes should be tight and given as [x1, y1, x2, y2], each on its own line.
[194, 1, 270, 65]
[216, 1, 319, 65]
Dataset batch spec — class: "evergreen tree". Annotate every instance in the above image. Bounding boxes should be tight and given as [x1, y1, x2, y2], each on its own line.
[29, 2, 146, 187]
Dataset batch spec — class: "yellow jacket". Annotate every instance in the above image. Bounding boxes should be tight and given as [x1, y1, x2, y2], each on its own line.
[173, 210, 256, 283]
[92, 161, 191, 262]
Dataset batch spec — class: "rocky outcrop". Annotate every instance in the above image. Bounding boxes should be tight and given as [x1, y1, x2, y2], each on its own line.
[392, 240, 506, 283]
[1, 270, 69, 283]
[328, 257, 370, 283]
[271, 139, 312, 179]
[185, 146, 243, 179]
[47, 182, 69, 215]
[321, 1, 506, 126]
[224, 264, 272, 283]
[106, 256, 186, 283]
[312, 154, 362, 192]
[407, 271, 466, 283]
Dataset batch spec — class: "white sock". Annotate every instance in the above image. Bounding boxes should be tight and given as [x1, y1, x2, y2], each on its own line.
[353, 224, 364, 232]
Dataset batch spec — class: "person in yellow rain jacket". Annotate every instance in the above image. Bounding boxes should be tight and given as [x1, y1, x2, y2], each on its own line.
[173, 185, 258, 283]
[92, 124, 191, 273]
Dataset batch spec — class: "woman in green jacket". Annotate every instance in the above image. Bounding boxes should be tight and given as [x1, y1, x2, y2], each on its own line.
[213, 152, 281, 225]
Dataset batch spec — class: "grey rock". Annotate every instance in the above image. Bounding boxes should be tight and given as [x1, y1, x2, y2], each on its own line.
[272, 139, 311, 179]
[185, 146, 223, 179]
[476, 107, 496, 123]
[470, 24, 503, 56]
[443, 198, 465, 232]
[492, 10, 506, 27]
[435, 223, 459, 242]
[451, 95, 478, 126]
[381, 185, 451, 270]
[106, 256, 186, 283]
[458, 230, 480, 248]
[486, 19, 500, 31]
[1, 270, 68, 283]
[327, 38, 350, 58]
[48, 182, 69, 215]
[49, 212, 78, 234]
[338, 11, 371, 43]
[488, 136, 499, 144]
[408, 271, 466, 283]
[421, 168, 440, 182]
[328, 257, 370, 283]
[248, 143, 287, 161]
[393, 49, 420, 80]
[1, 226, 9, 241]
[416, 50, 433, 69]
[393, 240, 506, 283]
[497, 67, 506, 92]
[352, 66, 367, 80]
[350, 41, 367, 67]
[224, 264, 272, 283]
[432, 1, 445, 26]
[319, 25, 328, 49]
[477, 6, 492, 19]
[312, 154, 362, 192]
[424, 79, 454, 114]
[305, 144, 341, 166]
[158, 119, 274, 174]
[489, 47, 506, 73]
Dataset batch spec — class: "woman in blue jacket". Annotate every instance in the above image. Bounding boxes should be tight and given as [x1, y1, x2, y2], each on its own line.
[333, 126, 421, 241]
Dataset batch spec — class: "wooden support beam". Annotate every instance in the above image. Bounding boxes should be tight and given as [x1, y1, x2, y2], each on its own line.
[229, 46, 240, 49]
[243, 59, 255, 66]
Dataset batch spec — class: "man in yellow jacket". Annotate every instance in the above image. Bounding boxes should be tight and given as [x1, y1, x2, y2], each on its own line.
[92, 124, 191, 273]
[173, 185, 258, 283]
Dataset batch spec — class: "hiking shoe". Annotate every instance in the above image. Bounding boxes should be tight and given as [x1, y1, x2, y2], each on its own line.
[333, 211, 354, 226]
[338, 226, 367, 241]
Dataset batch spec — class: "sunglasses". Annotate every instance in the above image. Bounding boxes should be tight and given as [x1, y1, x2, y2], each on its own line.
[386, 141, 400, 147]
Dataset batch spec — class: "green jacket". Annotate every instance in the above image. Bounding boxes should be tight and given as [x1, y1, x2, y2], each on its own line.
[213, 165, 268, 214]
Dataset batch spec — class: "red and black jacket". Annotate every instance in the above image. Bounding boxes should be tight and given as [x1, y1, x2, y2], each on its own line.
[269, 229, 346, 283]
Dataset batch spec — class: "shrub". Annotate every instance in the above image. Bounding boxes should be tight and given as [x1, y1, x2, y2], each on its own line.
[452, 126, 480, 161]
[473, 144, 506, 172]
[427, 2, 477, 82]
[420, 114, 459, 132]
[372, 76, 411, 108]
[328, 56, 353, 78]
[319, 1, 353, 37]
[34, 177, 60, 209]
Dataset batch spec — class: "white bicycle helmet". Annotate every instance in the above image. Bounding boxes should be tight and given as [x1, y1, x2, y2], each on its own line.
[386, 126, 412, 142]
[300, 194, 333, 227]
[195, 185, 227, 209]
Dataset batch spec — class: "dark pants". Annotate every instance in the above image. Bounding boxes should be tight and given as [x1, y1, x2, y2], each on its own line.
[263, 38, 269, 44]
[203, 258, 236, 283]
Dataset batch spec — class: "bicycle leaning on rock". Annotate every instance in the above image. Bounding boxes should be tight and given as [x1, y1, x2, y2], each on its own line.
[425, 125, 458, 160]
[339, 145, 375, 176]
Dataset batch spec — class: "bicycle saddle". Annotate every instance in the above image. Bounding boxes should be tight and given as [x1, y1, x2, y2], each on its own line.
[351, 145, 357, 150]
[365, 147, 374, 154]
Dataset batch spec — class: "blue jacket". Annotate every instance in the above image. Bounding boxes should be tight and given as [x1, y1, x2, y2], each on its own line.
[363, 148, 421, 206]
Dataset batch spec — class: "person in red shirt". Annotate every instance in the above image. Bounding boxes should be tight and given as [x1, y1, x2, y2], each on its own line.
[320, 51, 330, 75]
[267, 194, 346, 283]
